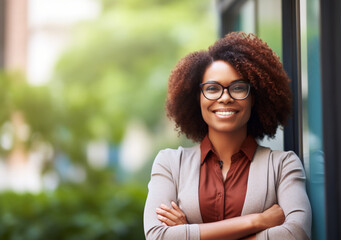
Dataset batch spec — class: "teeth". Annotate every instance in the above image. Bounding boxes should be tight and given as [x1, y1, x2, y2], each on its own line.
[215, 111, 235, 116]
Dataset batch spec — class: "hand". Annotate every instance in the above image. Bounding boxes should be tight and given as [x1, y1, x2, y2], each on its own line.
[259, 204, 285, 229]
[156, 201, 188, 226]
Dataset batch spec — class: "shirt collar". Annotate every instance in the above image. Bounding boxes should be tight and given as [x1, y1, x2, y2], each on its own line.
[239, 135, 258, 161]
[200, 135, 258, 165]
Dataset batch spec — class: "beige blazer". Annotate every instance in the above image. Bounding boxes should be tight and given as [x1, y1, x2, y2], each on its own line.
[144, 145, 312, 240]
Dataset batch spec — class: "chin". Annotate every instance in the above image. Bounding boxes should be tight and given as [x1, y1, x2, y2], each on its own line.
[211, 127, 243, 134]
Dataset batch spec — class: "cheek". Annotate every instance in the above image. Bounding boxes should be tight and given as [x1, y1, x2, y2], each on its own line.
[239, 97, 253, 122]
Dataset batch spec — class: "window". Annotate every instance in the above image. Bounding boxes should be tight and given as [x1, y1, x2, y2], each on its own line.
[300, 0, 325, 239]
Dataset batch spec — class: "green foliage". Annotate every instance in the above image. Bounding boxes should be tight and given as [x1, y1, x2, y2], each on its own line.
[0, 1, 216, 238]
[0, 72, 58, 154]
[53, 0, 216, 144]
[0, 0, 216, 161]
[0, 177, 147, 240]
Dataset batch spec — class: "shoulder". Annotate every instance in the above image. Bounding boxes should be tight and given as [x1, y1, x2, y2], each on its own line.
[254, 146, 305, 176]
[270, 149, 303, 167]
[156, 145, 200, 160]
[153, 145, 200, 169]
[256, 146, 302, 165]
[268, 149, 306, 180]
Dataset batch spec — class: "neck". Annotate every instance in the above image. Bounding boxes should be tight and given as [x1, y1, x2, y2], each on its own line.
[208, 128, 247, 161]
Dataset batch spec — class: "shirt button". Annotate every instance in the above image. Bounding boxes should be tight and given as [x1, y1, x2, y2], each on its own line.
[218, 192, 222, 197]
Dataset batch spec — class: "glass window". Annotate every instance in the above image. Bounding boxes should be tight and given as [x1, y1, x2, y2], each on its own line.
[234, 0, 256, 33]
[257, 0, 282, 57]
[300, 0, 326, 239]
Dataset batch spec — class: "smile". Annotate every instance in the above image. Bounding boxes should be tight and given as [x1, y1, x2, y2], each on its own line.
[214, 111, 236, 116]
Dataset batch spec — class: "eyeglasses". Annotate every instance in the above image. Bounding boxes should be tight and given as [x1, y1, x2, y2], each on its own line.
[199, 80, 251, 100]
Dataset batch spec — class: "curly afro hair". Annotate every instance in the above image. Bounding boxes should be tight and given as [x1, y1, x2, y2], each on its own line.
[166, 32, 292, 142]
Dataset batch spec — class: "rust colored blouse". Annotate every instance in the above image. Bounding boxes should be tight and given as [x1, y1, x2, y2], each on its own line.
[199, 135, 258, 223]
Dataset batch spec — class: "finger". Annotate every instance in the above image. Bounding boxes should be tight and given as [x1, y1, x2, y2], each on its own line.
[171, 201, 180, 210]
[157, 214, 176, 226]
[160, 204, 183, 218]
[159, 204, 187, 224]
[156, 207, 179, 222]
[156, 207, 173, 216]
[160, 203, 171, 211]
[171, 201, 184, 215]
[170, 202, 187, 222]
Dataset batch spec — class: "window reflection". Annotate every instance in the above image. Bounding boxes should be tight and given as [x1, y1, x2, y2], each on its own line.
[301, 0, 326, 239]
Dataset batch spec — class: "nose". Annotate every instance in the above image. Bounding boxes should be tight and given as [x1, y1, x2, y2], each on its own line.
[217, 89, 234, 104]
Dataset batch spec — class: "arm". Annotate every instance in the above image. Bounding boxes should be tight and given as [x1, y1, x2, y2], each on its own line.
[143, 150, 201, 240]
[157, 201, 284, 240]
[199, 205, 284, 240]
[241, 235, 256, 240]
[144, 150, 284, 240]
[256, 151, 312, 239]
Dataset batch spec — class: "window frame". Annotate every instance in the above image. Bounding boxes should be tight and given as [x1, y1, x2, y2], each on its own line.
[320, 0, 341, 238]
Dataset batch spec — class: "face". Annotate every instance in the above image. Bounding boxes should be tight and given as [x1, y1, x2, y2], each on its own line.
[200, 60, 253, 137]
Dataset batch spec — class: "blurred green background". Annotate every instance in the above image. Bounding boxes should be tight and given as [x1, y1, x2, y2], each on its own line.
[0, 0, 216, 239]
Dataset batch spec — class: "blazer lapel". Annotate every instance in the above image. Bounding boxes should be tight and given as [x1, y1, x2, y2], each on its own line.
[179, 145, 204, 224]
[241, 146, 271, 215]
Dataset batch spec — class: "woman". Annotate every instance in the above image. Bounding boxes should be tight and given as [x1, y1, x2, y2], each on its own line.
[143, 32, 311, 239]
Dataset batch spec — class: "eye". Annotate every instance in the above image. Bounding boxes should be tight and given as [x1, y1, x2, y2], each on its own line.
[230, 83, 248, 92]
[204, 84, 221, 93]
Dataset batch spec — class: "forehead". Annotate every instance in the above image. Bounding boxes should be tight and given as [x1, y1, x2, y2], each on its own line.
[202, 60, 242, 84]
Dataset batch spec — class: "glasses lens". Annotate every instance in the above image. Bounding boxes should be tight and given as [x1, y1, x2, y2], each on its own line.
[229, 82, 250, 99]
[202, 83, 223, 100]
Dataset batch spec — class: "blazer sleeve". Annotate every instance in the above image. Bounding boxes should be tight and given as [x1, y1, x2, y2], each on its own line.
[257, 151, 312, 240]
[143, 149, 200, 240]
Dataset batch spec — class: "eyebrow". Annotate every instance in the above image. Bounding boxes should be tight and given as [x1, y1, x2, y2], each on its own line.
[204, 79, 245, 84]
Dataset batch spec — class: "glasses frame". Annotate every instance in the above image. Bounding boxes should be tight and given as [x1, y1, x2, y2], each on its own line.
[199, 80, 251, 101]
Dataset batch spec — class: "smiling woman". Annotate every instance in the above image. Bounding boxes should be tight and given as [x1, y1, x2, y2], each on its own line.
[143, 32, 311, 240]
[199, 61, 253, 144]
